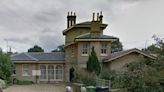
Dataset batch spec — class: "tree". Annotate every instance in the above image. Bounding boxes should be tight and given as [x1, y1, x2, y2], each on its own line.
[51, 44, 65, 52]
[0, 51, 14, 83]
[117, 36, 164, 92]
[143, 44, 160, 55]
[111, 39, 123, 53]
[28, 45, 44, 52]
[87, 46, 101, 75]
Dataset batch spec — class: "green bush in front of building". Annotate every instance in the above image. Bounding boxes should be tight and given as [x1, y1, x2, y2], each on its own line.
[0, 79, 7, 89]
[17, 80, 34, 85]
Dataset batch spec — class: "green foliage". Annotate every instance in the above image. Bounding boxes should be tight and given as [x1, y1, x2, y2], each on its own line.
[111, 39, 123, 53]
[28, 45, 44, 52]
[120, 59, 164, 92]
[52, 44, 65, 52]
[0, 52, 14, 83]
[109, 36, 164, 91]
[100, 69, 116, 80]
[99, 69, 124, 89]
[143, 44, 160, 54]
[87, 46, 101, 75]
[74, 69, 96, 86]
[0, 48, 2, 52]
[0, 79, 7, 89]
[17, 80, 34, 85]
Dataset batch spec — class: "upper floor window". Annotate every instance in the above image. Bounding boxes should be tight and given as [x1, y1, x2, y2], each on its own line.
[101, 43, 107, 55]
[82, 43, 89, 55]
[22, 64, 30, 76]
[71, 45, 74, 57]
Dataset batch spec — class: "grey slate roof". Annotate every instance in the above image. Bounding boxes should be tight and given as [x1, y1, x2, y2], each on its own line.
[75, 33, 118, 39]
[103, 48, 155, 62]
[11, 52, 65, 61]
[63, 21, 107, 35]
[74, 21, 107, 27]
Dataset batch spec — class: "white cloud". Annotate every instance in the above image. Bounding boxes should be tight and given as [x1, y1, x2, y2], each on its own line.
[0, 0, 163, 52]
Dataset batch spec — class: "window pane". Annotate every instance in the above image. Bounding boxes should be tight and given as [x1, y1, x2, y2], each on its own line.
[101, 43, 107, 54]
[82, 43, 89, 55]
[48, 65, 54, 79]
[56, 65, 63, 80]
[40, 65, 46, 79]
[22, 64, 29, 76]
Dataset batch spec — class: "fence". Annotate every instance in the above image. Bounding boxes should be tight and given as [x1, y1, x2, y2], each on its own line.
[96, 78, 111, 89]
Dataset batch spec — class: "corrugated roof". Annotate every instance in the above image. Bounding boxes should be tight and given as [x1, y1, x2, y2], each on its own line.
[11, 52, 65, 61]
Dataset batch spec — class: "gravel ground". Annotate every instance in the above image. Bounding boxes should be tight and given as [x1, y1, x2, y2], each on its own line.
[3, 83, 65, 92]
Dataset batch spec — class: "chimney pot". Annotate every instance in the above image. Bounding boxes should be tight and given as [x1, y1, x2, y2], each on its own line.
[97, 13, 99, 21]
[100, 11, 102, 16]
[71, 12, 72, 16]
[99, 11, 103, 23]
[67, 11, 76, 28]
[93, 13, 95, 21]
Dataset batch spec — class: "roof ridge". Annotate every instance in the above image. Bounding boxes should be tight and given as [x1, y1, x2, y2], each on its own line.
[27, 52, 65, 54]
[24, 53, 38, 61]
[75, 32, 90, 38]
[105, 48, 155, 63]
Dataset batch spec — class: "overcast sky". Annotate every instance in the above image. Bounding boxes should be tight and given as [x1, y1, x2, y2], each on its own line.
[0, 0, 164, 52]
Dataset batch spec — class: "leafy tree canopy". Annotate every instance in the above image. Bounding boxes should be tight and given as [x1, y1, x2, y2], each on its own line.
[52, 44, 65, 52]
[28, 45, 44, 52]
[117, 35, 164, 92]
[143, 44, 160, 54]
[111, 39, 123, 53]
[0, 51, 14, 83]
[87, 46, 101, 76]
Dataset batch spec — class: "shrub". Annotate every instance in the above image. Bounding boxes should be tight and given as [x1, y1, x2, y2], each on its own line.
[74, 69, 97, 86]
[0, 52, 14, 84]
[0, 79, 6, 89]
[17, 80, 34, 85]
[99, 69, 124, 89]
[100, 69, 116, 80]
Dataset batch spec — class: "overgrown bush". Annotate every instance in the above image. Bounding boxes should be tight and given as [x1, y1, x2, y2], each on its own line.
[100, 69, 116, 80]
[0, 79, 7, 89]
[99, 69, 123, 89]
[0, 51, 14, 84]
[17, 80, 34, 85]
[74, 69, 97, 86]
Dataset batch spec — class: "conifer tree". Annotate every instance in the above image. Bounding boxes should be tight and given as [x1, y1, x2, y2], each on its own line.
[87, 46, 101, 75]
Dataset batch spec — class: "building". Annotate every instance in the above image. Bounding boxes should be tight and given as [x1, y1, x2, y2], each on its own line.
[11, 12, 154, 83]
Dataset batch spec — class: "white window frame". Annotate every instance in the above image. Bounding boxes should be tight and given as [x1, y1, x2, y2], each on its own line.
[82, 43, 89, 56]
[22, 64, 30, 76]
[40, 65, 47, 80]
[101, 43, 108, 56]
[39, 64, 63, 81]
[56, 65, 63, 81]
[48, 65, 55, 80]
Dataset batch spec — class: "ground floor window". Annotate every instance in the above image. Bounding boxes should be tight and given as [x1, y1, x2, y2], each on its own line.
[40, 64, 63, 81]
[48, 65, 54, 80]
[56, 65, 63, 80]
[40, 65, 46, 79]
[22, 64, 30, 76]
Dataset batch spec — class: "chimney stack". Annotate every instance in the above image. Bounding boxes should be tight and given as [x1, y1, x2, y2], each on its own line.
[91, 12, 102, 37]
[67, 11, 76, 28]
[99, 11, 103, 23]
